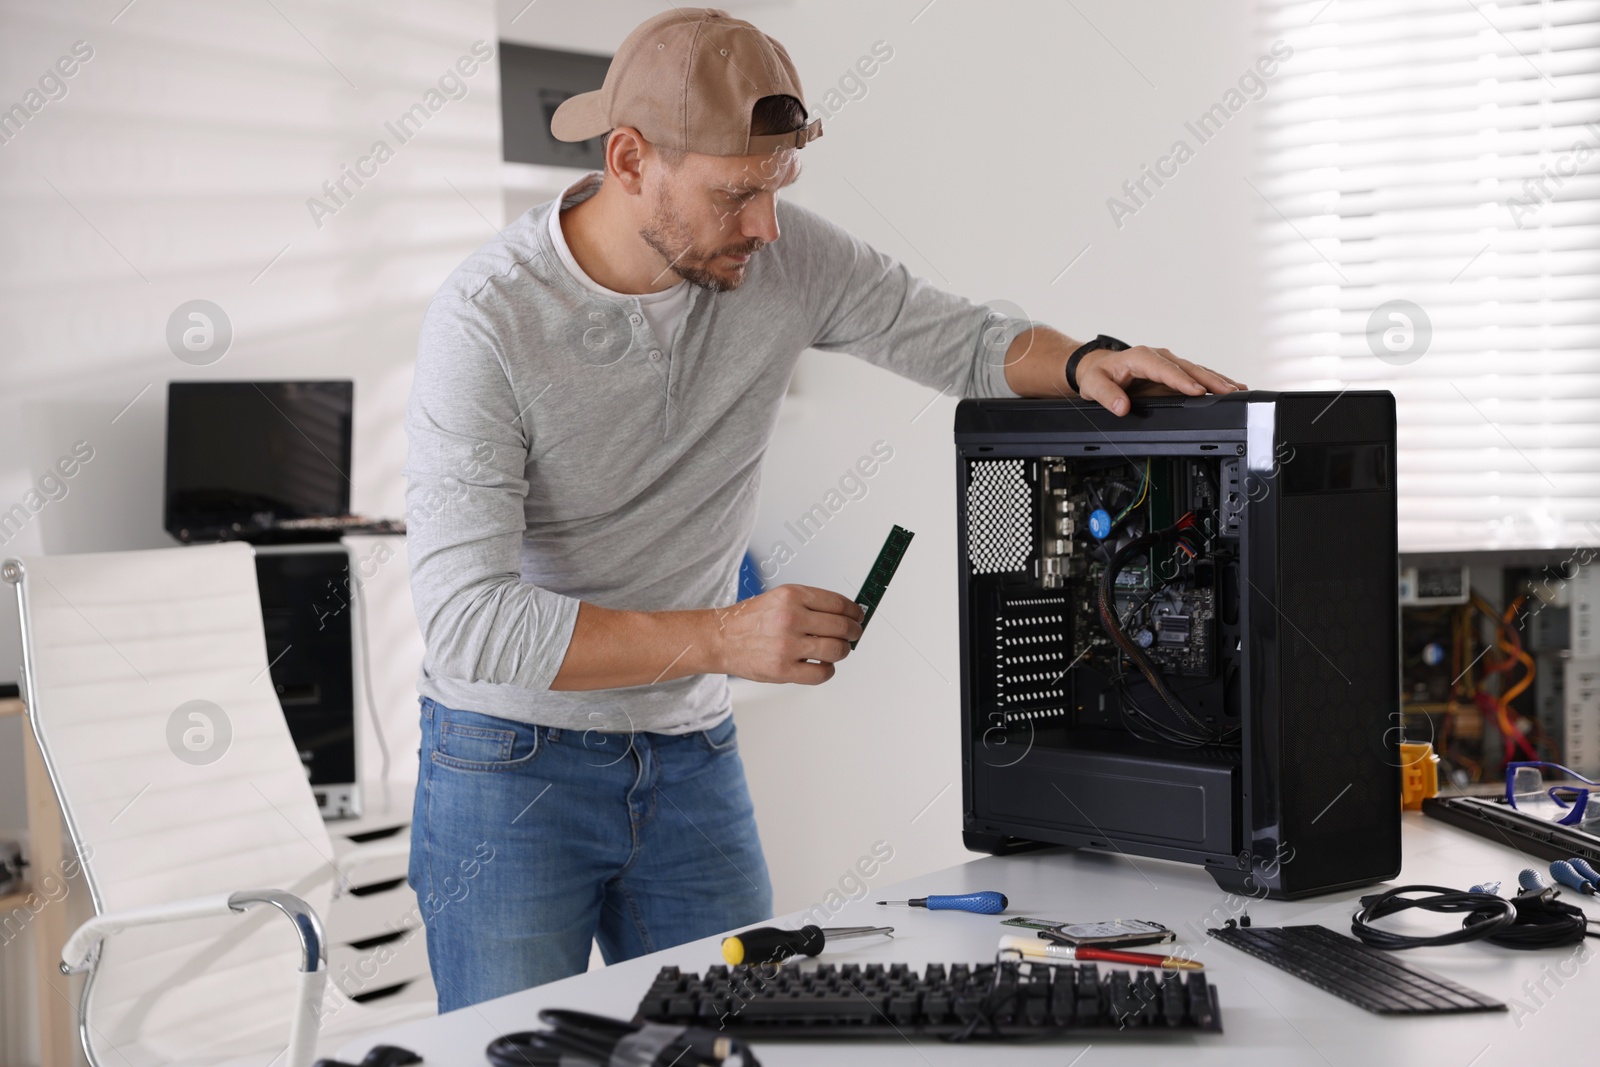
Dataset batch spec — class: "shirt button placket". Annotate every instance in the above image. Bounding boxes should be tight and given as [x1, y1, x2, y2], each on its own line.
[630, 307, 673, 435]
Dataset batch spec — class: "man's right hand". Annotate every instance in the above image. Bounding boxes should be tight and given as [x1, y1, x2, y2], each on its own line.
[712, 584, 865, 685]
[550, 583, 865, 690]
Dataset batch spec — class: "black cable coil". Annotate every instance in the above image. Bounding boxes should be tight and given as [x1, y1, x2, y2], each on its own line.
[1350, 884, 1595, 952]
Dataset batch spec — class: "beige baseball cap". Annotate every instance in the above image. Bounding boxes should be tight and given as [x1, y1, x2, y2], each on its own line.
[550, 8, 822, 157]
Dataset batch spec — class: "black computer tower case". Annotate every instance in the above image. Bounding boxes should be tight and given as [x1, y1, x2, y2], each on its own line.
[955, 391, 1400, 898]
[253, 544, 361, 818]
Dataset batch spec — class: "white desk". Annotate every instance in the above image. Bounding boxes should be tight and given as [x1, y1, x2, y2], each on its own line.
[339, 814, 1596, 1065]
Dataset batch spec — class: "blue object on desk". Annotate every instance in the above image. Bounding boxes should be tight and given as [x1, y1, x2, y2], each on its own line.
[1570, 857, 1600, 888]
[1550, 860, 1597, 895]
[877, 890, 1008, 914]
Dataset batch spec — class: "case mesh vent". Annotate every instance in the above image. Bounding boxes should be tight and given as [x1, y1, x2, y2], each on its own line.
[996, 594, 1070, 725]
[966, 459, 1033, 574]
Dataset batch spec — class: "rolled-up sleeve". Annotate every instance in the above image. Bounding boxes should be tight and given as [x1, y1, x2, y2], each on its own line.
[404, 295, 580, 690]
[787, 202, 1033, 398]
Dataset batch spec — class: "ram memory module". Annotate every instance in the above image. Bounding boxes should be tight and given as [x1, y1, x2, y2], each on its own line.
[851, 524, 914, 648]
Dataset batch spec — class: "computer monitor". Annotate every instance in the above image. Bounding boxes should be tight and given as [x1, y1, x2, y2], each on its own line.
[164, 380, 353, 543]
[955, 391, 1401, 899]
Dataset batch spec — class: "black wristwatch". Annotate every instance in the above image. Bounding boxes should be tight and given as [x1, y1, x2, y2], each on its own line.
[1066, 334, 1132, 395]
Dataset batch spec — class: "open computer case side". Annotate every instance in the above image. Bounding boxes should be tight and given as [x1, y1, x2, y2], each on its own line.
[953, 395, 1252, 876]
[953, 391, 1400, 900]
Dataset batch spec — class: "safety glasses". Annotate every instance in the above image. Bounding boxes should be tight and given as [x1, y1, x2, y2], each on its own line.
[1505, 761, 1600, 827]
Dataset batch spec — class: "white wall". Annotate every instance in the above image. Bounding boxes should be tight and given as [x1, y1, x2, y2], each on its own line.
[497, 0, 1273, 915]
[0, 1, 500, 1061]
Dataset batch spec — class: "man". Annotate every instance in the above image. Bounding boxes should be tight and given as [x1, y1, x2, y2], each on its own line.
[405, 8, 1243, 1012]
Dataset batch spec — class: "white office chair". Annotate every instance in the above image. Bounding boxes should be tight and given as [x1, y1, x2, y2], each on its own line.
[4, 543, 432, 1067]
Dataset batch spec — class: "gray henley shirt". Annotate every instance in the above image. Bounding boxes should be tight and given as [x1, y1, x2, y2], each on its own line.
[404, 171, 1029, 734]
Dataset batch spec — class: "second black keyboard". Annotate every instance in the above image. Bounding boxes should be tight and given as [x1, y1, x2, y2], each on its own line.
[1211, 924, 1505, 1015]
[635, 959, 1223, 1038]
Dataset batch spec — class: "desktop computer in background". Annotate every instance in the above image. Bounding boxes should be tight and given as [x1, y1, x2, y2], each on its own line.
[164, 380, 381, 818]
[252, 545, 361, 818]
[954, 391, 1400, 899]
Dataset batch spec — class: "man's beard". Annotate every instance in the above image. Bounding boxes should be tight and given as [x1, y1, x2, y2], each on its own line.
[639, 189, 764, 293]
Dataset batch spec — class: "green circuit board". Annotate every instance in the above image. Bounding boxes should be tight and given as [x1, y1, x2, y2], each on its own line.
[851, 524, 914, 648]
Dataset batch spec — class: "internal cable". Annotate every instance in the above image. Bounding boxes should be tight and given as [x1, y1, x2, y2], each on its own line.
[1469, 593, 1540, 764]
[1111, 678, 1232, 750]
[1096, 512, 1236, 747]
[1111, 459, 1151, 530]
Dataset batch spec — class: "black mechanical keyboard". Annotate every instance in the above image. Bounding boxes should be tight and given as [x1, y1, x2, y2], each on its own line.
[1210, 924, 1505, 1015]
[635, 960, 1223, 1038]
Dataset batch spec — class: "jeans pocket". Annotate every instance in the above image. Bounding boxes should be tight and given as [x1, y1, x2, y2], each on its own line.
[431, 705, 542, 772]
[697, 714, 738, 755]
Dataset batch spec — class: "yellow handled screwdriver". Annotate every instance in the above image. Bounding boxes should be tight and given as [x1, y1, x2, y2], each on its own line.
[720, 924, 893, 965]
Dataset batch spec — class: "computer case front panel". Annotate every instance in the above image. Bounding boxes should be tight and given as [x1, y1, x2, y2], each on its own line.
[1235, 393, 1401, 896]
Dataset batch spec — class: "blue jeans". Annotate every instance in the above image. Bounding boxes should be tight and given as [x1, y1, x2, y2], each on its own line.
[407, 697, 774, 1012]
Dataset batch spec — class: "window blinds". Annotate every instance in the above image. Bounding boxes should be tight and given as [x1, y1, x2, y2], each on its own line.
[1258, 0, 1600, 551]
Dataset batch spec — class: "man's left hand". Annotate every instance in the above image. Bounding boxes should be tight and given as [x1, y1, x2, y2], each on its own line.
[1076, 345, 1246, 417]
[1002, 327, 1247, 415]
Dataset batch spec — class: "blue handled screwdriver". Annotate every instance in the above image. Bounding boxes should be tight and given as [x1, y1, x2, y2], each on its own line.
[1517, 868, 1551, 893]
[877, 891, 1008, 915]
[1550, 861, 1597, 895]
[1569, 857, 1600, 888]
